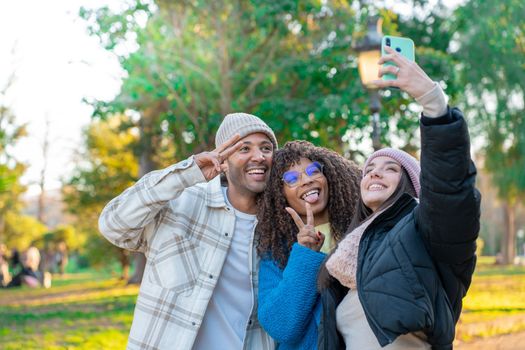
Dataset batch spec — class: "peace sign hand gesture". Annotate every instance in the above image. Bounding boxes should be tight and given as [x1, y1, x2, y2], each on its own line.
[194, 134, 243, 181]
[286, 202, 325, 252]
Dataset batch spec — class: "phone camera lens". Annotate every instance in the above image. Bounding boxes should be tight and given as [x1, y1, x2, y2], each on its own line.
[386, 38, 391, 46]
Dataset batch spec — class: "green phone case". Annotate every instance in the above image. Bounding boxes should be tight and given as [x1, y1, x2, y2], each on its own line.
[381, 36, 415, 81]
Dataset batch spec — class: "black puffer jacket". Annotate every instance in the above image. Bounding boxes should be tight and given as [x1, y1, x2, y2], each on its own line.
[319, 108, 481, 350]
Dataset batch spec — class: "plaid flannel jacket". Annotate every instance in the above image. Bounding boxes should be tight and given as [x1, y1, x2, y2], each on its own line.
[99, 156, 275, 350]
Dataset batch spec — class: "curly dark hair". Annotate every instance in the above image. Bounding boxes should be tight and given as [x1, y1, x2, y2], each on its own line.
[256, 140, 361, 268]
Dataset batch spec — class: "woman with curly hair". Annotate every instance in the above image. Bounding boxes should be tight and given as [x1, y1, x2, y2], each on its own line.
[256, 140, 361, 349]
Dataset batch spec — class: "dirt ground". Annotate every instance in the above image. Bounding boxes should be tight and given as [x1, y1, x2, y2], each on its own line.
[455, 331, 525, 350]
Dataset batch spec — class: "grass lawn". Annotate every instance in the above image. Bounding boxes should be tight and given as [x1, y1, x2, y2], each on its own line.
[1, 256, 524, 349]
[456, 256, 525, 342]
[0, 272, 139, 350]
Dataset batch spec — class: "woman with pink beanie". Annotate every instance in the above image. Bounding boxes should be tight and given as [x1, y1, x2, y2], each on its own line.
[317, 47, 481, 349]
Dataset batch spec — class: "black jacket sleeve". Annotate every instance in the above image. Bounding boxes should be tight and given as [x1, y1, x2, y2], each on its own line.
[416, 107, 481, 322]
[417, 107, 481, 265]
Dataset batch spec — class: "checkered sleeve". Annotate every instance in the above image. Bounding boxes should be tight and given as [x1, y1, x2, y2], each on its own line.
[98, 156, 206, 252]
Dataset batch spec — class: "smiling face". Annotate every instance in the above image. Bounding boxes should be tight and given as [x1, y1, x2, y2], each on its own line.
[283, 157, 329, 225]
[225, 132, 274, 198]
[361, 156, 402, 212]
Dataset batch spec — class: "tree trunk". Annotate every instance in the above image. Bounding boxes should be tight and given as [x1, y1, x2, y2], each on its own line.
[127, 106, 159, 284]
[215, 6, 232, 116]
[501, 201, 516, 265]
[369, 90, 382, 151]
[0, 213, 5, 244]
[119, 249, 131, 281]
[37, 185, 46, 223]
[37, 118, 51, 224]
[128, 252, 145, 284]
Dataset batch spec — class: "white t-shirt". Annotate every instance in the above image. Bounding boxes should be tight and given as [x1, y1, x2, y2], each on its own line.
[192, 187, 255, 350]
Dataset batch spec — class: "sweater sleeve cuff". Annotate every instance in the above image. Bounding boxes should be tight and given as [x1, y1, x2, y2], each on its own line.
[415, 82, 448, 118]
[421, 106, 456, 126]
[290, 242, 327, 263]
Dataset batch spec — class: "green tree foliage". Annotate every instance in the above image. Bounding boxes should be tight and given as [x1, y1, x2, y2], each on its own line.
[454, 0, 525, 264]
[63, 115, 139, 278]
[32, 225, 84, 254]
[0, 78, 48, 250]
[80, 1, 359, 157]
[0, 98, 27, 213]
[80, 1, 451, 158]
[2, 212, 47, 250]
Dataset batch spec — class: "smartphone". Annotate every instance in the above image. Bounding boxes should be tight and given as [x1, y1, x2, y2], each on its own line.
[381, 36, 415, 81]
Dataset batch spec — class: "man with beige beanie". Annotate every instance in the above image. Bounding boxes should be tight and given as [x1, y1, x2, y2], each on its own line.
[99, 113, 277, 350]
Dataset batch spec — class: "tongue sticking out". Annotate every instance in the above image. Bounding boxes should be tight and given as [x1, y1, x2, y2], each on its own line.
[304, 192, 319, 203]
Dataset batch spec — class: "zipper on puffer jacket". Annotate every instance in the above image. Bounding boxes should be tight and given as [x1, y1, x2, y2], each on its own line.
[354, 196, 417, 345]
[356, 234, 394, 345]
[356, 194, 415, 344]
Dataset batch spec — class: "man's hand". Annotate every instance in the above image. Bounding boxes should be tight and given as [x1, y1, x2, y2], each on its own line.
[286, 202, 325, 252]
[372, 46, 435, 99]
[194, 134, 243, 181]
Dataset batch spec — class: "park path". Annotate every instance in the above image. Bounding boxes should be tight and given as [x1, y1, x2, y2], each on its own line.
[0, 276, 138, 308]
[455, 331, 525, 350]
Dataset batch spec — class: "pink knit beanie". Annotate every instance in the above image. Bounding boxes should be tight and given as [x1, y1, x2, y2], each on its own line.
[363, 148, 421, 197]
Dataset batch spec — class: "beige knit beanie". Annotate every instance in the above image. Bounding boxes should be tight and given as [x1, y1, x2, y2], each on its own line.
[215, 113, 278, 149]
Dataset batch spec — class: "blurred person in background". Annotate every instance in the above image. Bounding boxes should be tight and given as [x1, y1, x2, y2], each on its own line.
[5, 246, 51, 288]
[0, 243, 11, 286]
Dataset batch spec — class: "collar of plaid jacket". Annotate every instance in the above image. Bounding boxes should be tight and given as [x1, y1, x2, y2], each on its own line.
[205, 176, 229, 208]
[205, 175, 263, 211]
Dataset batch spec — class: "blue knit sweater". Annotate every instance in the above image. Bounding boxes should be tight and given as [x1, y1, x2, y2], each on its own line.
[258, 243, 327, 350]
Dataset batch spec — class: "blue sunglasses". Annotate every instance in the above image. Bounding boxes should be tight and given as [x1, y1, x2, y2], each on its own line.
[282, 161, 324, 187]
